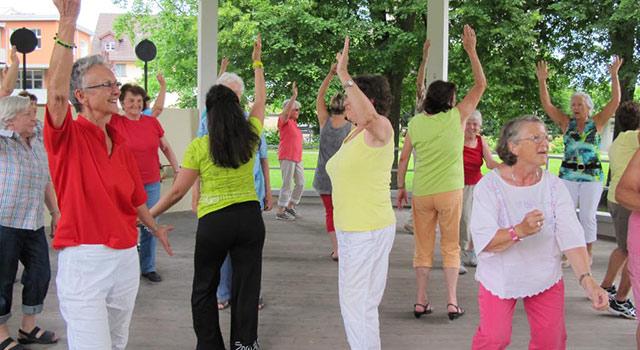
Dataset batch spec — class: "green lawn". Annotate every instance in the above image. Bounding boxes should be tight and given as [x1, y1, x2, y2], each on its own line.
[266, 149, 609, 190]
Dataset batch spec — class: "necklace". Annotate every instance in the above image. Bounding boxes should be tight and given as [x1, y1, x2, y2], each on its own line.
[511, 167, 542, 185]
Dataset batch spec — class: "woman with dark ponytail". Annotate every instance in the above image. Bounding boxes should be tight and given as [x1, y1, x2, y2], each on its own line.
[150, 35, 266, 350]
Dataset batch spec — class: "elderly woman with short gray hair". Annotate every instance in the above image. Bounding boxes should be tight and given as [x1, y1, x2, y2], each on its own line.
[44, 1, 172, 349]
[470, 115, 608, 349]
[0, 96, 60, 349]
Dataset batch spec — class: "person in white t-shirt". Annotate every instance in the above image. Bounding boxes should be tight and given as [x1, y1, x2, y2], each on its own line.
[470, 115, 608, 349]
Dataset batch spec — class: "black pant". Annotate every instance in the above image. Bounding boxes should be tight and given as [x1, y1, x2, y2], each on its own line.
[0, 225, 51, 323]
[193, 201, 265, 350]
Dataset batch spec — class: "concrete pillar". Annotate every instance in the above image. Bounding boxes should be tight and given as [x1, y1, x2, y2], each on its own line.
[426, 0, 449, 85]
[198, 0, 218, 113]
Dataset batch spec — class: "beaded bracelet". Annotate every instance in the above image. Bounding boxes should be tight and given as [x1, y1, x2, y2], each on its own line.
[54, 33, 76, 49]
[252, 60, 264, 69]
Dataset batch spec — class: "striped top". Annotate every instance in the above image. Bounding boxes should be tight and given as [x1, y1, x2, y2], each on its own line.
[0, 122, 50, 230]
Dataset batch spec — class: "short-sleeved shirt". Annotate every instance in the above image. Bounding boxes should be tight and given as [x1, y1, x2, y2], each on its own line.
[278, 118, 303, 162]
[463, 135, 484, 186]
[313, 120, 351, 194]
[608, 130, 640, 203]
[0, 122, 50, 230]
[198, 110, 268, 205]
[108, 114, 165, 184]
[471, 170, 585, 299]
[44, 105, 147, 250]
[559, 119, 603, 182]
[408, 108, 464, 196]
[184, 117, 262, 217]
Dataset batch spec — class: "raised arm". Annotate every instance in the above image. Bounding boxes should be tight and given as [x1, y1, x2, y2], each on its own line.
[456, 25, 487, 123]
[616, 149, 640, 211]
[480, 135, 499, 169]
[316, 63, 336, 128]
[0, 46, 19, 97]
[396, 134, 414, 209]
[150, 73, 166, 118]
[47, 0, 81, 128]
[593, 56, 623, 131]
[249, 34, 266, 124]
[416, 39, 430, 109]
[535, 60, 570, 132]
[218, 57, 229, 78]
[336, 36, 393, 145]
[278, 82, 298, 125]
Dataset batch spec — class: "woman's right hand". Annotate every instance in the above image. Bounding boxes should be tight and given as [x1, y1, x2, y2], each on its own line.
[609, 55, 623, 77]
[396, 189, 408, 209]
[516, 209, 544, 237]
[535, 61, 548, 82]
[461, 24, 477, 53]
[252, 33, 262, 62]
[53, 0, 81, 20]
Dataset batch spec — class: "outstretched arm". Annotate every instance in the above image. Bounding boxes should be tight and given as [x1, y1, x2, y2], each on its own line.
[47, 0, 81, 128]
[150, 73, 166, 118]
[0, 46, 19, 97]
[416, 39, 430, 110]
[535, 60, 569, 132]
[249, 34, 266, 125]
[316, 63, 336, 129]
[593, 56, 623, 132]
[278, 82, 298, 125]
[456, 25, 487, 124]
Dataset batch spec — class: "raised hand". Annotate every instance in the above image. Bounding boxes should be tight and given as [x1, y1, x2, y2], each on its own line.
[609, 55, 623, 76]
[291, 81, 298, 98]
[335, 36, 350, 77]
[9, 46, 18, 65]
[156, 72, 166, 87]
[53, 0, 81, 20]
[219, 57, 229, 75]
[461, 24, 477, 53]
[535, 61, 548, 82]
[252, 33, 262, 62]
[422, 38, 431, 60]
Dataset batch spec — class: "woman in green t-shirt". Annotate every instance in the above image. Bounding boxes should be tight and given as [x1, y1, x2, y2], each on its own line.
[150, 35, 266, 350]
[396, 25, 487, 321]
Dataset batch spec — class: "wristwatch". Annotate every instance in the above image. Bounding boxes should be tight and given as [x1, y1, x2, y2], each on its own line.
[342, 79, 355, 89]
[508, 226, 521, 242]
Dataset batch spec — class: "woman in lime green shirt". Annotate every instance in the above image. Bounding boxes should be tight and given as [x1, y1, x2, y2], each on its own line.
[325, 37, 395, 350]
[150, 35, 266, 350]
[396, 25, 487, 321]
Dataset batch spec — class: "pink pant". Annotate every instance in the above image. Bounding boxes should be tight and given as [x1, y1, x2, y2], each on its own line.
[472, 281, 566, 350]
[627, 212, 640, 313]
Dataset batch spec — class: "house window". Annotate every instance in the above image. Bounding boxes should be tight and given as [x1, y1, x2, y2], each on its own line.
[114, 64, 127, 77]
[104, 41, 116, 51]
[17, 69, 44, 89]
[30, 29, 42, 49]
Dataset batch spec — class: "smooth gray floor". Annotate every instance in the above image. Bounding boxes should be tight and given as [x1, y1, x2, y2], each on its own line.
[7, 202, 637, 349]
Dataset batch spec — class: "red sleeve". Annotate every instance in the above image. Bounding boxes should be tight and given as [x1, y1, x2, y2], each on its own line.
[277, 117, 287, 129]
[44, 104, 73, 156]
[125, 148, 148, 207]
[151, 117, 165, 138]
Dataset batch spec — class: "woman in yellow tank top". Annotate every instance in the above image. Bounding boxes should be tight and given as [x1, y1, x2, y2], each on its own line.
[325, 37, 395, 350]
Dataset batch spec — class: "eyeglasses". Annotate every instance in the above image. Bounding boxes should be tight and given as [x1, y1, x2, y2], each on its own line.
[517, 134, 552, 144]
[82, 81, 122, 90]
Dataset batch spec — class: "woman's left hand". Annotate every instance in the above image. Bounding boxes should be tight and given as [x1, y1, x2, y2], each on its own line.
[336, 36, 350, 77]
[583, 277, 609, 311]
[157, 73, 166, 87]
[609, 55, 623, 76]
[252, 33, 262, 62]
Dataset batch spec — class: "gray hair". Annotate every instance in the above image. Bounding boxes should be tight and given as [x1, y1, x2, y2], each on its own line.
[0, 96, 32, 130]
[217, 72, 245, 96]
[496, 115, 544, 166]
[571, 92, 594, 116]
[283, 99, 301, 109]
[468, 110, 482, 124]
[70, 54, 111, 113]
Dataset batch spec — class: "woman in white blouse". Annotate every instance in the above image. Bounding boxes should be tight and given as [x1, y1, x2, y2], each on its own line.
[470, 115, 608, 349]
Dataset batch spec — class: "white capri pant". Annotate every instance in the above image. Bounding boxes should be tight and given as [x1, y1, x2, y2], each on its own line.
[57, 245, 140, 350]
[337, 224, 396, 350]
[561, 179, 603, 244]
[278, 159, 304, 207]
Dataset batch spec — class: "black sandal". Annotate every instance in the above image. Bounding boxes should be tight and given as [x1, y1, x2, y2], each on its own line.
[413, 303, 433, 318]
[17, 326, 58, 345]
[0, 337, 25, 350]
[447, 303, 465, 320]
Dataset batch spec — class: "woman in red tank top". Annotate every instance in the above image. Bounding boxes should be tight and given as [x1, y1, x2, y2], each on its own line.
[461, 111, 499, 268]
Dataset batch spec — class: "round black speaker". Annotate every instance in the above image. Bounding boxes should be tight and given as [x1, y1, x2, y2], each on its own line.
[135, 39, 157, 62]
[10, 28, 38, 54]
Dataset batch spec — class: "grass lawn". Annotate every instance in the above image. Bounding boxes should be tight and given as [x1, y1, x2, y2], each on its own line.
[266, 149, 609, 190]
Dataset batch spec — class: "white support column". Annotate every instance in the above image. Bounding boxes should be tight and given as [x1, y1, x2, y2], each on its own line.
[198, 0, 218, 112]
[426, 0, 449, 85]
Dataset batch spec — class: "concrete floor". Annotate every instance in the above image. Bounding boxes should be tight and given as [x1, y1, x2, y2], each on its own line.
[7, 201, 638, 349]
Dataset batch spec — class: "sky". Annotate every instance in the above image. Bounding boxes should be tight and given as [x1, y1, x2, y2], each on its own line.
[1, 0, 127, 31]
